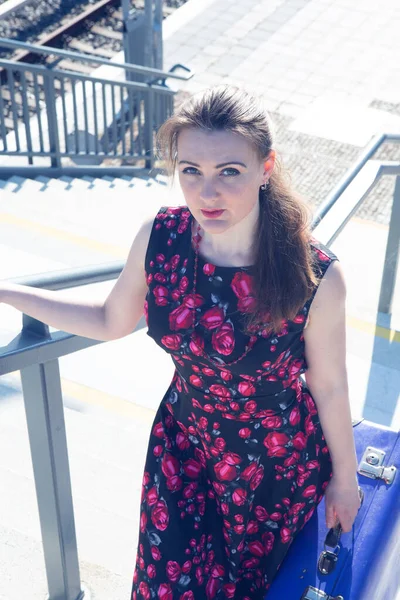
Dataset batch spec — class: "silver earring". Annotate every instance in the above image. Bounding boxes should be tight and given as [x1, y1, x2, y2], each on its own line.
[260, 179, 269, 191]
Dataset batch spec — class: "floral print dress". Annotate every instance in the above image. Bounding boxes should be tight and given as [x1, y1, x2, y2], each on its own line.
[131, 205, 337, 600]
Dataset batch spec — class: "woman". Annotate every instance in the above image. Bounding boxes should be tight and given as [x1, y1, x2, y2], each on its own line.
[0, 85, 360, 599]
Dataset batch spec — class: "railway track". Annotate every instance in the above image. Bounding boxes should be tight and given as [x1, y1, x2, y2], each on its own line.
[0, 0, 184, 133]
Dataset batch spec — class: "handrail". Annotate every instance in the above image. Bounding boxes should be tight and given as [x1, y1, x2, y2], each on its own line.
[312, 132, 400, 226]
[0, 37, 194, 81]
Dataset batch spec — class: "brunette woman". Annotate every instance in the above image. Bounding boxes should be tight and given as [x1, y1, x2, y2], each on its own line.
[0, 86, 360, 600]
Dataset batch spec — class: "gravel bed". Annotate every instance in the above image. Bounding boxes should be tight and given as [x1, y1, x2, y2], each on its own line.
[0, 0, 188, 58]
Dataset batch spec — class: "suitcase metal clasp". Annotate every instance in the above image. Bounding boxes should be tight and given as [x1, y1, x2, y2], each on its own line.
[301, 586, 344, 600]
[358, 447, 397, 485]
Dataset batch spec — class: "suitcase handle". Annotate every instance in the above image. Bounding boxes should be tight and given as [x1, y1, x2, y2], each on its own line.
[318, 487, 364, 576]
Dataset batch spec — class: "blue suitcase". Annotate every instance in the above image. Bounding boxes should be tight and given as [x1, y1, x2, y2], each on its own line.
[267, 419, 400, 600]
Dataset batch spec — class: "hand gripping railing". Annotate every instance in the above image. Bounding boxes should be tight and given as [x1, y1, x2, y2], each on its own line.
[0, 134, 399, 599]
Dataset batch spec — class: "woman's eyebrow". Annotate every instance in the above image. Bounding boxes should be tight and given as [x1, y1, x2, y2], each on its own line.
[178, 160, 247, 168]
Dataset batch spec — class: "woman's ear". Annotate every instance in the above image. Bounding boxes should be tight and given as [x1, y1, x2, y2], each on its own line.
[263, 149, 276, 180]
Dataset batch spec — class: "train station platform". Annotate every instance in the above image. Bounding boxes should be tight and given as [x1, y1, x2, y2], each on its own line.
[0, 0, 399, 597]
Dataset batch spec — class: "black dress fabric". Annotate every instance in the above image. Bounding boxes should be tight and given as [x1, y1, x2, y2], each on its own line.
[131, 205, 337, 600]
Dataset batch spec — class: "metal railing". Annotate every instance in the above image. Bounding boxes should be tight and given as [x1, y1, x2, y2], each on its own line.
[0, 133, 399, 599]
[0, 37, 193, 168]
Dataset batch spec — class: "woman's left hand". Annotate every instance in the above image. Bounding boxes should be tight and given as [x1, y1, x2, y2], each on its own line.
[324, 473, 361, 533]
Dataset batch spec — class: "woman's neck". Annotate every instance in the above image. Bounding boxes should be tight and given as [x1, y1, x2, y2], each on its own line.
[194, 202, 260, 267]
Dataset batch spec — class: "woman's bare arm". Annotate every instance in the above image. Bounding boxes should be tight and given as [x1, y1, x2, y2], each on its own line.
[303, 260, 358, 482]
[0, 215, 154, 342]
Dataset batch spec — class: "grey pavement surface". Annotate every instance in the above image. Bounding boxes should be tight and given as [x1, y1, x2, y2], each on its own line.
[1, 0, 400, 598]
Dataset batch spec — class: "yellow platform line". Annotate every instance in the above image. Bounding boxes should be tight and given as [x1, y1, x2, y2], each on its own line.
[347, 315, 400, 343]
[61, 378, 156, 423]
[0, 212, 128, 258]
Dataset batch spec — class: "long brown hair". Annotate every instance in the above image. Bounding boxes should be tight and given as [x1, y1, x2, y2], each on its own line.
[156, 85, 318, 333]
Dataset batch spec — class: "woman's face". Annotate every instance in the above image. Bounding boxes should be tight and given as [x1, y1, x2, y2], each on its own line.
[177, 128, 274, 234]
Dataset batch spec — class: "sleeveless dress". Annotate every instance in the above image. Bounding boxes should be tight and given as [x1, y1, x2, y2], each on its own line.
[131, 205, 337, 600]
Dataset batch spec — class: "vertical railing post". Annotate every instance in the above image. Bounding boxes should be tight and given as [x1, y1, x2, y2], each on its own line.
[20, 317, 87, 600]
[378, 174, 400, 314]
[43, 74, 62, 168]
[144, 87, 154, 169]
[154, 0, 163, 71]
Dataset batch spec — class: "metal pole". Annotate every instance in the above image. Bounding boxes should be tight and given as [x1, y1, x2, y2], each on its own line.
[154, 0, 163, 71]
[43, 75, 62, 168]
[378, 175, 400, 314]
[20, 316, 86, 600]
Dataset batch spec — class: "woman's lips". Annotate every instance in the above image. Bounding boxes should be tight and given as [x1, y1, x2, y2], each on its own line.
[201, 209, 225, 218]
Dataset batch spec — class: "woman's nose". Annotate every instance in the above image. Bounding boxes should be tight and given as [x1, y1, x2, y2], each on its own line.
[200, 179, 219, 201]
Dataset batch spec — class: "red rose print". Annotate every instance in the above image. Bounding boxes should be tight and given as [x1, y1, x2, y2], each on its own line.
[248, 540, 264, 557]
[146, 486, 158, 506]
[222, 452, 242, 465]
[140, 512, 147, 533]
[306, 460, 320, 470]
[183, 293, 204, 309]
[269, 512, 282, 521]
[189, 375, 203, 388]
[161, 453, 180, 478]
[180, 592, 195, 600]
[183, 459, 202, 479]
[304, 394, 318, 415]
[169, 305, 193, 331]
[231, 272, 254, 299]
[255, 505, 269, 522]
[155, 253, 165, 264]
[152, 422, 164, 438]
[189, 332, 204, 356]
[178, 276, 189, 294]
[244, 401, 257, 416]
[182, 561, 192, 574]
[280, 527, 292, 544]
[211, 564, 225, 578]
[151, 501, 169, 531]
[263, 432, 289, 457]
[241, 462, 258, 482]
[261, 416, 283, 429]
[166, 475, 182, 492]
[262, 531, 275, 554]
[166, 560, 181, 583]
[205, 575, 221, 599]
[209, 384, 231, 399]
[232, 488, 247, 506]
[242, 557, 260, 569]
[212, 482, 227, 496]
[158, 583, 173, 600]
[153, 285, 169, 307]
[203, 263, 216, 276]
[245, 521, 258, 536]
[212, 323, 235, 356]
[139, 581, 150, 600]
[214, 437, 226, 452]
[161, 334, 183, 350]
[302, 485, 317, 498]
[289, 406, 301, 426]
[305, 415, 316, 436]
[147, 564, 156, 578]
[151, 546, 162, 561]
[290, 502, 306, 515]
[239, 428, 251, 439]
[214, 460, 237, 482]
[176, 432, 190, 451]
[250, 466, 264, 491]
[222, 583, 236, 598]
[238, 381, 256, 396]
[199, 306, 225, 330]
[220, 370, 233, 381]
[292, 431, 307, 450]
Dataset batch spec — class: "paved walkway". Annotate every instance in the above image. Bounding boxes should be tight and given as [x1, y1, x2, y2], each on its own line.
[1, 0, 400, 598]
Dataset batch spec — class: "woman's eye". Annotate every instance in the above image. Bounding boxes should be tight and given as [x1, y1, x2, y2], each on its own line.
[221, 168, 240, 176]
[182, 167, 199, 175]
